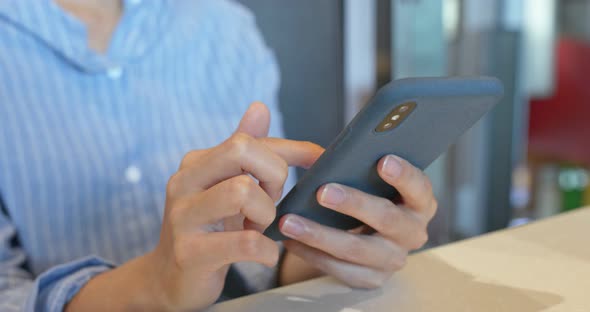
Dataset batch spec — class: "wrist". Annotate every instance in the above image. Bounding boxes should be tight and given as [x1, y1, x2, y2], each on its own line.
[65, 251, 167, 312]
[131, 250, 172, 311]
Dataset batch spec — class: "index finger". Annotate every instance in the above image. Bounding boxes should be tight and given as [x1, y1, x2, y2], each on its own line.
[170, 133, 288, 201]
[258, 137, 324, 169]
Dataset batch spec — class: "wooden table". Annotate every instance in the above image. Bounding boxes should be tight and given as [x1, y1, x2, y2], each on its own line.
[209, 207, 590, 312]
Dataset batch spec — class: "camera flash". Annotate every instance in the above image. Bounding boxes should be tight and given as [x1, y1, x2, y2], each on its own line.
[376, 101, 416, 133]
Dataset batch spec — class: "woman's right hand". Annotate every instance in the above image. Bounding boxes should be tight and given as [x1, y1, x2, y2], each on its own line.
[147, 104, 322, 311]
[66, 103, 323, 312]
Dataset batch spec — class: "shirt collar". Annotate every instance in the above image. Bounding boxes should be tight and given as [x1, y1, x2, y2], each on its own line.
[0, 0, 171, 73]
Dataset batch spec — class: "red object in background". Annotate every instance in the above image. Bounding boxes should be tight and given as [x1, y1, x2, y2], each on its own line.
[529, 38, 590, 166]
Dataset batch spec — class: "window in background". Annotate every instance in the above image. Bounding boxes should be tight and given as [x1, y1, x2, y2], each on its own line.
[527, 0, 590, 219]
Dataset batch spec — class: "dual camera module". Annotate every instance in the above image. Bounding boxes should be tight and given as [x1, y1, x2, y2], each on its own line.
[375, 102, 417, 133]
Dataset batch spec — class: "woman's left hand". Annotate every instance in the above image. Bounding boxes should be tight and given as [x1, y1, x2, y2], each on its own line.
[279, 154, 438, 288]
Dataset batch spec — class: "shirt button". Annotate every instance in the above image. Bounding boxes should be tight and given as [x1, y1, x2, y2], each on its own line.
[107, 67, 123, 79]
[125, 165, 142, 184]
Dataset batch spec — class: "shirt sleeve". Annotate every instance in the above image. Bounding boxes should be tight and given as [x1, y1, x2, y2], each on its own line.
[0, 213, 32, 312]
[0, 212, 114, 312]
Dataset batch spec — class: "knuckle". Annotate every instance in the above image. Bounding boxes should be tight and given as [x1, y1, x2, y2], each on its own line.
[340, 236, 367, 264]
[411, 230, 429, 250]
[376, 196, 395, 211]
[167, 201, 186, 228]
[377, 205, 400, 232]
[228, 176, 254, 210]
[236, 175, 255, 193]
[227, 133, 252, 157]
[277, 159, 289, 182]
[166, 172, 183, 197]
[263, 205, 277, 228]
[238, 230, 263, 257]
[268, 160, 289, 193]
[180, 150, 199, 168]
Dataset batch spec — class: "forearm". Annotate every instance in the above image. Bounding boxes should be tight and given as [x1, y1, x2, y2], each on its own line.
[65, 252, 162, 312]
[278, 250, 324, 286]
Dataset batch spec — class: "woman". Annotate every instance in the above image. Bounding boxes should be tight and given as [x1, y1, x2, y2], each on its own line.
[0, 0, 437, 311]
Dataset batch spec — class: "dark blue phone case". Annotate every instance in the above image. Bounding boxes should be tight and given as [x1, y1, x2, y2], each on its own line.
[264, 77, 504, 241]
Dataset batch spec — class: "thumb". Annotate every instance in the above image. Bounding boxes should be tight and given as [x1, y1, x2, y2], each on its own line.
[235, 102, 271, 138]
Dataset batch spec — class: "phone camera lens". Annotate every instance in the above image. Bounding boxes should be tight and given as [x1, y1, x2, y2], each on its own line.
[398, 105, 408, 113]
[383, 122, 393, 129]
[391, 115, 400, 121]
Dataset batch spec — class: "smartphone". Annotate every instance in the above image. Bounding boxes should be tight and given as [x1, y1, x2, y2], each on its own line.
[264, 76, 504, 241]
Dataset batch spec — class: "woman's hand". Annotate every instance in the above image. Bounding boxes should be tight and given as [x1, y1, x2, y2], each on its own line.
[66, 103, 323, 312]
[147, 105, 323, 311]
[279, 154, 437, 288]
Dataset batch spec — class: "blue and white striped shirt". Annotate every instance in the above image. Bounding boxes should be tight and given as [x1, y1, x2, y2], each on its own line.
[0, 0, 293, 310]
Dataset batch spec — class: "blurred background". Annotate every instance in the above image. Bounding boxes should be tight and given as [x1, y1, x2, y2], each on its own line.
[238, 0, 590, 247]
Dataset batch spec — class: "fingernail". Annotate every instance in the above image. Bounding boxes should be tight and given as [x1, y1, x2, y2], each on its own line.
[383, 155, 402, 179]
[320, 184, 346, 205]
[282, 216, 306, 238]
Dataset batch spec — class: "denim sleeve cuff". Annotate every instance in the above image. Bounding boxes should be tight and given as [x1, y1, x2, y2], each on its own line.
[24, 256, 115, 312]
